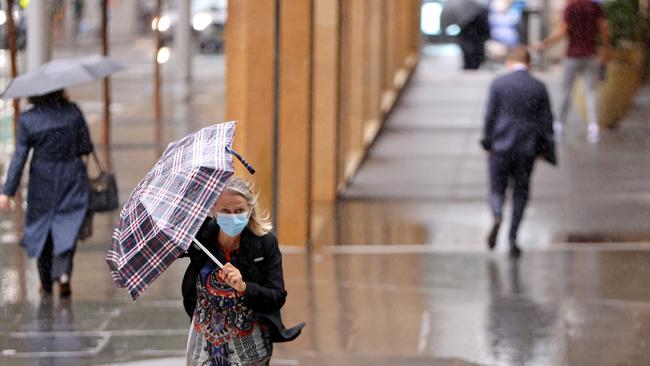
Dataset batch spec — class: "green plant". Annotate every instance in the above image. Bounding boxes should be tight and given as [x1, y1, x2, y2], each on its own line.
[604, 0, 648, 46]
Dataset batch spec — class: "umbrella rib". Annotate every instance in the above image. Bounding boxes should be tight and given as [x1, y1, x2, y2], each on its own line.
[192, 238, 224, 269]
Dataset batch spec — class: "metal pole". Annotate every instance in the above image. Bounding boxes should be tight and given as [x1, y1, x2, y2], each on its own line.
[6, 0, 19, 138]
[101, 0, 112, 171]
[154, 0, 162, 149]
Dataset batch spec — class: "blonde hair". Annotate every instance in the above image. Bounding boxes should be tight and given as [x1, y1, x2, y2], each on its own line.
[224, 177, 273, 236]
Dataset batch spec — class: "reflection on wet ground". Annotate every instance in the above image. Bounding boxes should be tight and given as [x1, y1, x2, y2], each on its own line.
[5, 248, 650, 365]
[2, 43, 650, 365]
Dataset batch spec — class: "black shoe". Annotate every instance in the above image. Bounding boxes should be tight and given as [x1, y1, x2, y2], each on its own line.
[59, 282, 72, 299]
[39, 286, 53, 297]
[487, 219, 501, 250]
[509, 242, 522, 258]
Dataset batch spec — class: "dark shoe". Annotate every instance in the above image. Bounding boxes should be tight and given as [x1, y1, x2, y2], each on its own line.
[509, 242, 522, 258]
[59, 282, 72, 299]
[487, 219, 501, 250]
[39, 286, 53, 297]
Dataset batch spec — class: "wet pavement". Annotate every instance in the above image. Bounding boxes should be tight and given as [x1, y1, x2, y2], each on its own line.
[2, 42, 650, 365]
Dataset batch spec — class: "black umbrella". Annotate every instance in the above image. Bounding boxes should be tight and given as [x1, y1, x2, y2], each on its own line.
[440, 0, 488, 29]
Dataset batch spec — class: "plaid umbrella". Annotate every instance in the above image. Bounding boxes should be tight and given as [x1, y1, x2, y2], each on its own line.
[106, 121, 254, 300]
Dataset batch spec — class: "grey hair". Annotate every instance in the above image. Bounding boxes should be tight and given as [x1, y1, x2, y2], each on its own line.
[224, 177, 273, 236]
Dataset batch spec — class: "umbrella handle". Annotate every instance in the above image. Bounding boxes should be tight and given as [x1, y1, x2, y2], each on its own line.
[226, 147, 256, 175]
[192, 238, 224, 269]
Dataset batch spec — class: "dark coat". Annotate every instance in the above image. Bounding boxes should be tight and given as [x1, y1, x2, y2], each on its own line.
[2, 102, 93, 257]
[181, 218, 304, 343]
[481, 69, 556, 164]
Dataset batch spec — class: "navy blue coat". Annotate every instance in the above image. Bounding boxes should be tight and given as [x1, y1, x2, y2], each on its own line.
[481, 69, 555, 161]
[2, 102, 93, 257]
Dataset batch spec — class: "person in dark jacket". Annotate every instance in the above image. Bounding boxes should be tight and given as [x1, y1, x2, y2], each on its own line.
[481, 47, 555, 257]
[458, 7, 491, 70]
[182, 177, 304, 365]
[0, 89, 93, 298]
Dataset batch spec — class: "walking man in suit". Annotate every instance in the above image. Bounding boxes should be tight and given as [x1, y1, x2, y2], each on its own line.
[481, 47, 556, 257]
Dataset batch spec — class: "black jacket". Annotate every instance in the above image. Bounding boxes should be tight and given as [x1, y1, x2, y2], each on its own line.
[481, 69, 556, 165]
[181, 218, 304, 343]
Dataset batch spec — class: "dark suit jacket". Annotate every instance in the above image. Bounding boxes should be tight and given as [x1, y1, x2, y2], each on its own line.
[181, 218, 304, 343]
[481, 69, 556, 165]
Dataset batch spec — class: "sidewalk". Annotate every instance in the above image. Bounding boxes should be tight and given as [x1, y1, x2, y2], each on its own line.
[339, 44, 650, 250]
[3, 44, 650, 366]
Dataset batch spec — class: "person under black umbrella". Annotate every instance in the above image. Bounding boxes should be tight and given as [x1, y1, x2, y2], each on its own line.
[0, 89, 94, 298]
[441, 0, 491, 70]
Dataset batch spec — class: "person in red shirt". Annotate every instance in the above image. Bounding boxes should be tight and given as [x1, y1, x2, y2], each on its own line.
[536, 0, 610, 143]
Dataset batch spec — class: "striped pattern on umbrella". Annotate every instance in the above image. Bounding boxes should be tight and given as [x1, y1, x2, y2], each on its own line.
[107, 122, 237, 300]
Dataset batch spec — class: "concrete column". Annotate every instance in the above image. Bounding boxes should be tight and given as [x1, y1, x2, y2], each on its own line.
[175, 0, 192, 100]
[26, 0, 51, 71]
[64, 0, 76, 41]
[84, 0, 102, 34]
[527, 0, 544, 46]
[109, 0, 138, 40]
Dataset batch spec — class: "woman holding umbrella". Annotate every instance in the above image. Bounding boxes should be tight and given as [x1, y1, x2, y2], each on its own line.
[0, 89, 94, 298]
[183, 177, 304, 365]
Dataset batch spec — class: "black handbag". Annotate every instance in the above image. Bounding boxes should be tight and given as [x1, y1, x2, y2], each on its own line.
[77, 210, 94, 241]
[88, 151, 119, 212]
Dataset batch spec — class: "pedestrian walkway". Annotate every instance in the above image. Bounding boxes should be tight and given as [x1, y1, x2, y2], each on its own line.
[336, 44, 650, 251]
[2, 44, 650, 366]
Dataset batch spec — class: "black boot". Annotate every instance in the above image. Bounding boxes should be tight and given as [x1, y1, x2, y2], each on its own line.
[487, 218, 501, 250]
[509, 239, 522, 258]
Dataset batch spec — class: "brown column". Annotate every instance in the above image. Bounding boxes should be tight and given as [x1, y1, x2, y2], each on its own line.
[225, 0, 277, 211]
[341, 0, 367, 181]
[311, 0, 340, 213]
[277, 0, 314, 245]
[225, 0, 421, 246]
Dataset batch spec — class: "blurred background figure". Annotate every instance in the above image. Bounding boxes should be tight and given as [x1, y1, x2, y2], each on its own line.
[441, 0, 492, 69]
[535, 0, 610, 143]
[488, 0, 525, 49]
[481, 47, 555, 257]
[0, 89, 94, 299]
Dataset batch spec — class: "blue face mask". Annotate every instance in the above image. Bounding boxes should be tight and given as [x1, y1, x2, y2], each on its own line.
[216, 212, 250, 237]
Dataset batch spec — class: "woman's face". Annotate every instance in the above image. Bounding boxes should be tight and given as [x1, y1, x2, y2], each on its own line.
[214, 190, 249, 215]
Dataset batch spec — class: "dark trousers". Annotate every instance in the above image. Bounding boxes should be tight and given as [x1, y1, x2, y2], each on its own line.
[458, 36, 486, 70]
[37, 233, 75, 292]
[488, 152, 536, 242]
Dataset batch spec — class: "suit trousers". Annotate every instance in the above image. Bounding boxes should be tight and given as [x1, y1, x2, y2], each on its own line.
[37, 232, 75, 292]
[488, 152, 536, 242]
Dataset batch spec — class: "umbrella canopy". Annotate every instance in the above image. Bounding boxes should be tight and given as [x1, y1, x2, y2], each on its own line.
[0, 54, 124, 98]
[106, 121, 253, 300]
[440, 0, 487, 30]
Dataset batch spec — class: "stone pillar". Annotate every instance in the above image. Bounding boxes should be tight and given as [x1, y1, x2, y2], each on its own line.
[175, 0, 192, 100]
[109, 0, 138, 40]
[26, 0, 51, 71]
[64, 0, 76, 41]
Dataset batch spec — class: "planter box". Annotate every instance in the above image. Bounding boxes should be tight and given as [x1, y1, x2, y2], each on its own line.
[574, 42, 646, 128]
